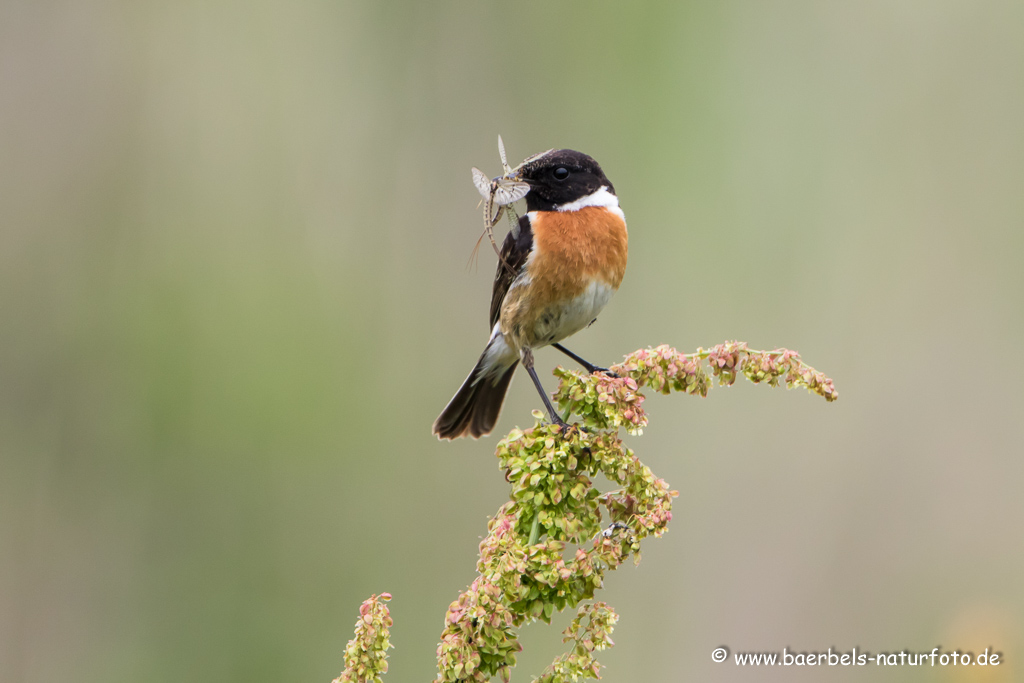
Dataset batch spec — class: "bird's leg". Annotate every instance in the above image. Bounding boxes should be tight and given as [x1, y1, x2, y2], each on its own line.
[552, 343, 618, 377]
[521, 347, 570, 430]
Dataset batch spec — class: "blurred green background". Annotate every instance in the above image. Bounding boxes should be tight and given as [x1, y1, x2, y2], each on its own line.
[2, 1, 1023, 682]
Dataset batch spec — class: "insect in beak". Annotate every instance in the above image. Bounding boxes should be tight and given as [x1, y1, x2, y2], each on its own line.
[470, 135, 531, 274]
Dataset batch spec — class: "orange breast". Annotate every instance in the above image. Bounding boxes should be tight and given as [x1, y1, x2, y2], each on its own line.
[497, 206, 628, 348]
[527, 206, 628, 302]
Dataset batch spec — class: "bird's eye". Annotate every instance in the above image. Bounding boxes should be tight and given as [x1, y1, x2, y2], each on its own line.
[553, 167, 570, 180]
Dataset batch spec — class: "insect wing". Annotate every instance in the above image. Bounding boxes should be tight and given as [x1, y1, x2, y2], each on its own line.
[504, 203, 521, 240]
[471, 167, 492, 199]
[497, 134, 512, 175]
[491, 179, 530, 206]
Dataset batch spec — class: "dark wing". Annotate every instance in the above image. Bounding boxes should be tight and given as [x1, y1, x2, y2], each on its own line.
[489, 213, 533, 329]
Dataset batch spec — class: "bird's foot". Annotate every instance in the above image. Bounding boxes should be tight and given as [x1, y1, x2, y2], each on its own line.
[547, 413, 572, 432]
[547, 415, 591, 437]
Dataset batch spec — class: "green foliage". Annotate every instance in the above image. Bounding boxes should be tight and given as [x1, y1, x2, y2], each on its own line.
[335, 342, 837, 682]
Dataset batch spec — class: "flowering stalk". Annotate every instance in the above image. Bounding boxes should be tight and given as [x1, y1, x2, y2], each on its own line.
[536, 602, 618, 683]
[334, 593, 393, 683]
[335, 342, 837, 683]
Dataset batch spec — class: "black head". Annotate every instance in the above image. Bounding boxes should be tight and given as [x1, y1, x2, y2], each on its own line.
[516, 149, 615, 211]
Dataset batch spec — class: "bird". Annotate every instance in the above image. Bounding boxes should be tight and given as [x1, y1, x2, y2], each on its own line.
[433, 148, 628, 440]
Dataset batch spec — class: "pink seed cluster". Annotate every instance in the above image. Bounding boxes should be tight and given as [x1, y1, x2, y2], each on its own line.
[613, 342, 838, 402]
[334, 593, 393, 683]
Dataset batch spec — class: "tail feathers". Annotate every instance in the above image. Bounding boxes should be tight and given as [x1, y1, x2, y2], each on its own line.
[433, 357, 518, 440]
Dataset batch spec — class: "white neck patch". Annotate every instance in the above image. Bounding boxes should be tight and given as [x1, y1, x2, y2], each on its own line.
[555, 186, 624, 220]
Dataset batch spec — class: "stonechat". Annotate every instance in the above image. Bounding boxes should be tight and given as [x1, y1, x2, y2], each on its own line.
[433, 149, 627, 439]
